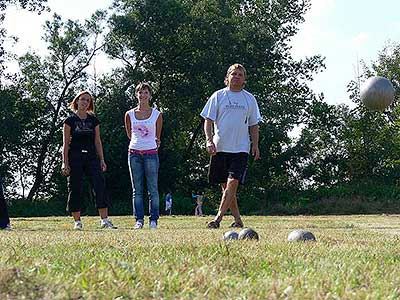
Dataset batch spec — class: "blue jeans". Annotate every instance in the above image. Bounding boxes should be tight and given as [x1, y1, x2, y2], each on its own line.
[128, 153, 160, 223]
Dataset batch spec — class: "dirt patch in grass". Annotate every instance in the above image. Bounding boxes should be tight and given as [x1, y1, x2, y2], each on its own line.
[0, 266, 82, 300]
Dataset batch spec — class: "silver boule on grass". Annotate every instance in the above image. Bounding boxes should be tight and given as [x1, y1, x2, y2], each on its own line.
[223, 230, 239, 240]
[287, 229, 316, 242]
[238, 228, 259, 241]
[360, 76, 395, 111]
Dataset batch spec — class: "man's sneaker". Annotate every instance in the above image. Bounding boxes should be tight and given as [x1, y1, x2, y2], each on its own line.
[134, 221, 143, 229]
[229, 221, 244, 228]
[207, 220, 220, 229]
[101, 219, 117, 229]
[74, 221, 83, 230]
[149, 220, 157, 229]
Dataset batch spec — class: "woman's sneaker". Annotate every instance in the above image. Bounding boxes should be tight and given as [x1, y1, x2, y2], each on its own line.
[73, 221, 83, 230]
[133, 221, 143, 229]
[101, 219, 117, 229]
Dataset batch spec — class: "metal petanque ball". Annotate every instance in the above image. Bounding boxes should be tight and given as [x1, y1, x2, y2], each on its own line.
[287, 229, 316, 242]
[360, 76, 395, 111]
[238, 228, 259, 240]
[223, 231, 239, 241]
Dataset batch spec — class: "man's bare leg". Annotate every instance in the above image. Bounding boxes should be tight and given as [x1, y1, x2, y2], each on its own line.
[213, 178, 239, 223]
[220, 183, 240, 224]
[230, 194, 243, 226]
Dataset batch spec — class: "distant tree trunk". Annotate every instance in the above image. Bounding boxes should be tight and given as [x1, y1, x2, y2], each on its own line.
[184, 119, 203, 160]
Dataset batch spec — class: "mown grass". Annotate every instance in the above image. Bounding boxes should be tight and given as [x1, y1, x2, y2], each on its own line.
[1, 215, 400, 299]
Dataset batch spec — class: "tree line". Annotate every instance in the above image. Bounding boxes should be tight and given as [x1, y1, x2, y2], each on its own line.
[1, 0, 400, 216]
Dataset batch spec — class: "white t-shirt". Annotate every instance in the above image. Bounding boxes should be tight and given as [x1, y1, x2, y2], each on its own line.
[128, 108, 160, 150]
[200, 88, 261, 153]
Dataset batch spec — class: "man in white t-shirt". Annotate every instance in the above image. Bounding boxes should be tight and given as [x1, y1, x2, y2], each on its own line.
[200, 63, 261, 229]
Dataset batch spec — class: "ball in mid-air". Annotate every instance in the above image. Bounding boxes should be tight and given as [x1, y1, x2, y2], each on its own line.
[360, 76, 395, 111]
[287, 229, 316, 242]
[223, 231, 239, 240]
[238, 228, 259, 240]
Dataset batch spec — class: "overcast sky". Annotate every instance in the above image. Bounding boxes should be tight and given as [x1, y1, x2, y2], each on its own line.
[4, 0, 400, 108]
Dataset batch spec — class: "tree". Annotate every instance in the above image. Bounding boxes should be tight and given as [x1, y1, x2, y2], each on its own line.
[100, 0, 325, 212]
[2, 12, 106, 201]
[294, 41, 400, 199]
[342, 42, 400, 183]
[0, 0, 49, 73]
[0, 0, 49, 190]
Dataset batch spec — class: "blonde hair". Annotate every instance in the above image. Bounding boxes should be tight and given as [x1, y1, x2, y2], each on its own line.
[68, 91, 94, 112]
[224, 63, 247, 87]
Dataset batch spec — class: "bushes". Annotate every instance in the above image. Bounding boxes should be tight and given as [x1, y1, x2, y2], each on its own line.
[8, 181, 400, 216]
[9, 198, 67, 217]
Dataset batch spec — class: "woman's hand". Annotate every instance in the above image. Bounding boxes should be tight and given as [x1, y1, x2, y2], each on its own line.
[100, 160, 107, 172]
[156, 138, 161, 148]
[61, 162, 70, 176]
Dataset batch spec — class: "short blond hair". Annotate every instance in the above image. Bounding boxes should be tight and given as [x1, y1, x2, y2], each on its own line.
[224, 63, 247, 87]
[68, 91, 94, 112]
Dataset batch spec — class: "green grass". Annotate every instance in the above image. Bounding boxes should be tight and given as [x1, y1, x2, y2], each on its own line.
[1, 215, 400, 299]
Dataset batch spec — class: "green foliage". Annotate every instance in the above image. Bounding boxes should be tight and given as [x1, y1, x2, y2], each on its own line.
[0, 89, 22, 177]
[100, 0, 325, 211]
[8, 198, 66, 217]
[0, 0, 48, 12]
[2, 12, 106, 201]
[341, 42, 400, 183]
[5, 1, 400, 217]
[0, 0, 49, 74]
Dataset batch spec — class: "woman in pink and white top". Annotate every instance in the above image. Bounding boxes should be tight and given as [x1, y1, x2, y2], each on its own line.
[125, 82, 163, 229]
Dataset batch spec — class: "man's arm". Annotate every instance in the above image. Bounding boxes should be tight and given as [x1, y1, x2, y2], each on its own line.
[204, 118, 216, 155]
[249, 124, 260, 160]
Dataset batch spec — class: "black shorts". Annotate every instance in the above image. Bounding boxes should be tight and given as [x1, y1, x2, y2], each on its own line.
[208, 152, 249, 185]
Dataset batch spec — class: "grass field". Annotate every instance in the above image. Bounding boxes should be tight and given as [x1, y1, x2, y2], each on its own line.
[1, 215, 400, 300]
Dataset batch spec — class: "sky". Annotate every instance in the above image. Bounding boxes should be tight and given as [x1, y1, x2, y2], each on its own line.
[3, 0, 400, 108]
[291, 0, 400, 107]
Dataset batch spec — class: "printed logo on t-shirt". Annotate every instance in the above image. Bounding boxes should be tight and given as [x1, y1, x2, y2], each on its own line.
[75, 119, 93, 133]
[133, 124, 150, 138]
[225, 100, 246, 110]
[224, 92, 247, 111]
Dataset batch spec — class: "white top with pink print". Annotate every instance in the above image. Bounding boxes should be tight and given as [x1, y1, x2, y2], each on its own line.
[128, 108, 160, 151]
